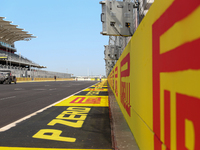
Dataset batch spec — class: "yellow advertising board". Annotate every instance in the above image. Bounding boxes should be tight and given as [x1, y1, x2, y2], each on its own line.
[108, 0, 200, 149]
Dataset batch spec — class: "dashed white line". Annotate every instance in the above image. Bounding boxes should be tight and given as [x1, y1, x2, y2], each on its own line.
[49, 88, 56, 91]
[14, 88, 23, 91]
[33, 89, 46, 91]
[0, 96, 16, 101]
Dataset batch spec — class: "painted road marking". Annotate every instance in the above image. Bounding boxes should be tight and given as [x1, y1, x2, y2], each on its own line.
[89, 87, 108, 89]
[0, 107, 111, 149]
[14, 88, 23, 91]
[0, 96, 16, 101]
[0, 148, 111, 150]
[0, 85, 93, 132]
[33, 89, 46, 91]
[90, 85, 107, 87]
[49, 88, 57, 91]
[75, 91, 108, 96]
[33, 107, 91, 142]
[54, 96, 109, 107]
[0, 81, 111, 149]
[83, 88, 108, 91]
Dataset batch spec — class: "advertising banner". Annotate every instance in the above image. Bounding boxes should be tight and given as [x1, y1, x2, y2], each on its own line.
[108, 0, 200, 149]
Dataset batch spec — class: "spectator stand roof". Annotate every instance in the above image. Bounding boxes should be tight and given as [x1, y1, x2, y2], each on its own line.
[0, 17, 36, 45]
[0, 17, 46, 68]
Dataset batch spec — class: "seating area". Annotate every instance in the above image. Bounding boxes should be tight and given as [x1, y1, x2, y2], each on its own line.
[0, 50, 71, 78]
[0, 49, 39, 66]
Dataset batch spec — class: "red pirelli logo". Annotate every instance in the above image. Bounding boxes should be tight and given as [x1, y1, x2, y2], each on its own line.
[70, 97, 101, 104]
[114, 66, 118, 97]
[120, 53, 131, 116]
[152, 0, 200, 149]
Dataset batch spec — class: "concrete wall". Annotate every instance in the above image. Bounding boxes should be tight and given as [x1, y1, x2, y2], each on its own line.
[108, 0, 200, 149]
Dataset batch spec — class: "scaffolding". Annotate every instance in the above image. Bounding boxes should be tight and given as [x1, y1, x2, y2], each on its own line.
[103, 0, 154, 76]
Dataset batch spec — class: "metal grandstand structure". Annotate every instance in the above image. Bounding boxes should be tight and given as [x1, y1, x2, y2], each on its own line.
[0, 17, 71, 78]
[103, 0, 154, 76]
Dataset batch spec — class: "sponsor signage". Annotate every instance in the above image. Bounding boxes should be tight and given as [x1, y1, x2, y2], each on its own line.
[108, 0, 200, 149]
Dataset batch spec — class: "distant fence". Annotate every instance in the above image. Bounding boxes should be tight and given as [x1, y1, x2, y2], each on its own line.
[16, 78, 105, 82]
[16, 78, 74, 82]
[33, 78, 74, 81]
[0, 65, 71, 78]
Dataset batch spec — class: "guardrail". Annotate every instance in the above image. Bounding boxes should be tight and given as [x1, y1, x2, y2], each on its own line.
[34, 78, 74, 81]
[16, 78, 74, 82]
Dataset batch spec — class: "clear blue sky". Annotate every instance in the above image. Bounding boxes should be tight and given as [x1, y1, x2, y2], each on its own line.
[1, 0, 108, 76]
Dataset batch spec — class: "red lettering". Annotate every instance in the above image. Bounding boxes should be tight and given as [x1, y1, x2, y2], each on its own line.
[109, 70, 114, 90]
[120, 53, 131, 116]
[84, 97, 101, 104]
[121, 53, 130, 77]
[152, 0, 200, 149]
[70, 97, 86, 103]
[176, 93, 200, 150]
[164, 90, 170, 150]
[115, 66, 118, 97]
[70, 97, 101, 104]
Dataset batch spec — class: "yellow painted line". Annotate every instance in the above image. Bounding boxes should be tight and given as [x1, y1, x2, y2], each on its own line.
[83, 88, 108, 91]
[0, 147, 111, 150]
[93, 80, 107, 86]
[55, 96, 109, 107]
[90, 85, 107, 87]
[86, 86, 107, 88]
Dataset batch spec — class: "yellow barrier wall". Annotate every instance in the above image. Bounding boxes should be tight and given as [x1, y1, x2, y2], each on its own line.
[16, 77, 31, 81]
[108, 0, 200, 149]
[34, 78, 74, 81]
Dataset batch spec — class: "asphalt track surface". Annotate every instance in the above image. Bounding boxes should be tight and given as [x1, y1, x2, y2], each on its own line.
[0, 81, 98, 128]
[0, 80, 112, 150]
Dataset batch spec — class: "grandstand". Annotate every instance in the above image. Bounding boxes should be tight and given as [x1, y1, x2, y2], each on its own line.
[0, 17, 71, 79]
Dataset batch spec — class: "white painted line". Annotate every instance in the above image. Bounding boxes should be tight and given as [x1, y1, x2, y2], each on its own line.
[14, 88, 23, 91]
[0, 96, 16, 101]
[0, 83, 96, 132]
[33, 89, 46, 91]
[49, 88, 56, 91]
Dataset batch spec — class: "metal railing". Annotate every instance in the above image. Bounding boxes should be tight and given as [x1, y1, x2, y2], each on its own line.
[0, 65, 71, 78]
[0, 49, 39, 66]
